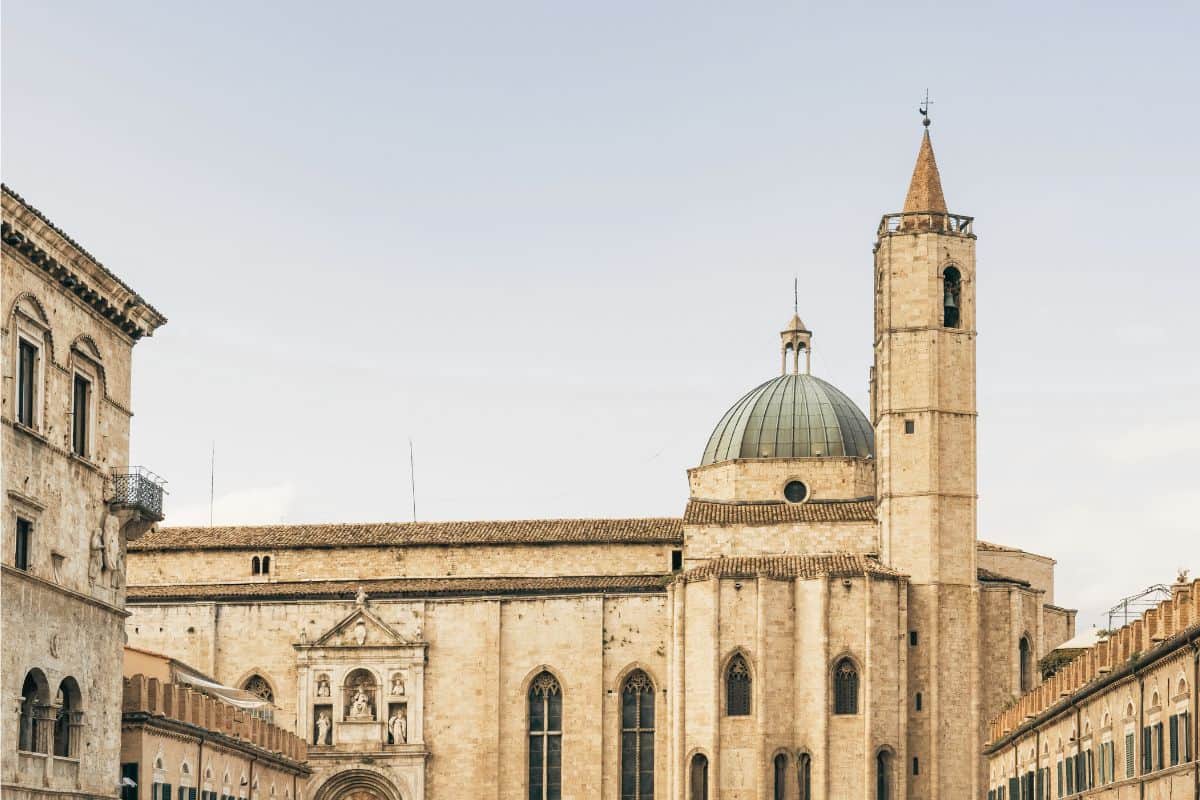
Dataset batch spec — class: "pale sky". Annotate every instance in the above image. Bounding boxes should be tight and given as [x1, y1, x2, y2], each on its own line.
[3, 1, 1197, 630]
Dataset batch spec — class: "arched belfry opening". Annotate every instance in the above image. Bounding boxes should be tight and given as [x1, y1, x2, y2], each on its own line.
[942, 266, 962, 328]
[780, 313, 812, 375]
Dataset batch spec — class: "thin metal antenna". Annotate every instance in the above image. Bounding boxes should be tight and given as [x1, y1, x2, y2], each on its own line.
[408, 438, 417, 522]
[209, 440, 215, 527]
[793, 277, 798, 314]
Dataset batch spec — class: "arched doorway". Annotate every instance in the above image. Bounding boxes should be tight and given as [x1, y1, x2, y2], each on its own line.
[311, 769, 401, 800]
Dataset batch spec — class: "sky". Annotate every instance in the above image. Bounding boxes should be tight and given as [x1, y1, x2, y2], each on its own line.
[3, 0, 1198, 630]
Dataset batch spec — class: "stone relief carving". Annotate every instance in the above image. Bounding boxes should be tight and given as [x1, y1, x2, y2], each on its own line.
[354, 620, 367, 646]
[390, 671, 406, 695]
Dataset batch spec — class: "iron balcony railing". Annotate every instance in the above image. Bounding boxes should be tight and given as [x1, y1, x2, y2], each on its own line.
[878, 211, 974, 236]
[109, 467, 167, 522]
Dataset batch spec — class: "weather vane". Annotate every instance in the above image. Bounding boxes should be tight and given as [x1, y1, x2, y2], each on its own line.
[919, 89, 933, 128]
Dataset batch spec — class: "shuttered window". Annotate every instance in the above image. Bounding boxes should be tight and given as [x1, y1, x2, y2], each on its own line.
[1125, 732, 1135, 777]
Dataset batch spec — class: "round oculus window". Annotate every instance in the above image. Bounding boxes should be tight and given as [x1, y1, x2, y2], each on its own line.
[784, 480, 808, 503]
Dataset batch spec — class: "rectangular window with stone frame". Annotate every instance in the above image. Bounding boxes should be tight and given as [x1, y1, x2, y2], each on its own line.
[72, 372, 92, 458]
[17, 338, 38, 427]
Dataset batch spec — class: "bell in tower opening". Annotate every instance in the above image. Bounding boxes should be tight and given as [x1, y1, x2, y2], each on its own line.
[943, 266, 961, 328]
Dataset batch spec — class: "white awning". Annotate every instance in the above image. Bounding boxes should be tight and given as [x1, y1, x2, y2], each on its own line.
[172, 665, 272, 710]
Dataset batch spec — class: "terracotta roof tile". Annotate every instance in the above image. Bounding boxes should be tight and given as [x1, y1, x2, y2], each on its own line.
[127, 574, 670, 603]
[130, 517, 684, 552]
[683, 499, 875, 526]
[678, 553, 903, 582]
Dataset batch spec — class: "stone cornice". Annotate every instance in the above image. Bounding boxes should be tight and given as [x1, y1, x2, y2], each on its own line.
[1, 563, 129, 618]
[2, 185, 166, 339]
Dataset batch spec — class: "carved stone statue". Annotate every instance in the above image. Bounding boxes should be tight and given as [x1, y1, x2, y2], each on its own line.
[390, 672, 405, 695]
[315, 712, 330, 745]
[348, 687, 373, 720]
[316, 675, 330, 697]
[355, 586, 367, 606]
[88, 529, 105, 583]
[354, 620, 367, 646]
[389, 708, 407, 744]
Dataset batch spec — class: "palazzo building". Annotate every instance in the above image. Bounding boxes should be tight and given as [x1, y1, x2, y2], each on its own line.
[124, 125, 1083, 800]
[3, 185, 166, 799]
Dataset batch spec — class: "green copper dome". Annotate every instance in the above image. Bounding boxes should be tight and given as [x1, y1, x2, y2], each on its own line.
[701, 373, 875, 465]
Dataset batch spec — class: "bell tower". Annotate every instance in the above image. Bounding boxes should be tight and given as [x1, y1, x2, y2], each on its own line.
[872, 114, 979, 799]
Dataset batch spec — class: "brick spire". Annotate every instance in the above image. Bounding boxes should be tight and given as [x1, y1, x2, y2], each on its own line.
[902, 130, 947, 213]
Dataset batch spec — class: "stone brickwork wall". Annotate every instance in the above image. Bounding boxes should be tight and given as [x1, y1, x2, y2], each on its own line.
[2, 186, 163, 800]
[687, 458, 875, 504]
[127, 541, 675, 587]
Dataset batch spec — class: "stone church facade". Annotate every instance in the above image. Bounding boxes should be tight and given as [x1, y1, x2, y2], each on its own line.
[124, 128, 1078, 800]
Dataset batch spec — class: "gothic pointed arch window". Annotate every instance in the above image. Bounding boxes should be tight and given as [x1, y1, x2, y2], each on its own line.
[942, 266, 962, 328]
[725, 654, 751, 716]
[242, 674, 275, 724]
[528, 671, 562, 800]
[620, 670, 655, 800]
[834, 658, 859, 715]
[1019, 636, 1033, 693]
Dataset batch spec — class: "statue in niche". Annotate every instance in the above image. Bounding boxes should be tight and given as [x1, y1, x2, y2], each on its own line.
[353, 620, 367, 646]
[314, 712, 330, 745]
[348, 686, 373, 720]
[388, 707, 407, 744]
[315, 674, 330, 697]
[390, 672, 405, 695]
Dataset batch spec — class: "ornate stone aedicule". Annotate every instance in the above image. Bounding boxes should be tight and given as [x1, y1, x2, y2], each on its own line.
[293, 590, 427, 767]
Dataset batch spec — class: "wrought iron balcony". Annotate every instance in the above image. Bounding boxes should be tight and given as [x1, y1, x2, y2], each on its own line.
[109, 467, 166, 523]
[878, 211, 974, 236]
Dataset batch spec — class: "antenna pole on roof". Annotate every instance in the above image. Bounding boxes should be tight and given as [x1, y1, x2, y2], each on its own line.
[409, 437, 417, 522]
[209, 440, 216, 527]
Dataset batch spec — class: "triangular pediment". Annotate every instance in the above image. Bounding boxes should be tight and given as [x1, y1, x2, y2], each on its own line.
[311, 604, 406, 647]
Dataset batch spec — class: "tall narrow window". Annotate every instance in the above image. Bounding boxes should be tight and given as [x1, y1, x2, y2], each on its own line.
[797, 753, 812, 800]
[251, 557, 260, 575]
[15, 517, 32, 571]
[1125, 731, 1135, 777]
[689, 754, 708, 800]
[620, 670, 654, 800]
[17, 339, 37, 427]
[834, 658, 858, 715]
[121, 764, 139, 800]
[876, 751, 892, 800]
[725, 654, 750, 716]
[773, 753, 787, 800]
[943, 266, 962, 328]
[72, 373, 91, 458]
[53, 677, 81, 757]
[261, 556, 271, 575]
[19, 671, 44, 752]
[528, 672, 562, 800]
[1019, 636, 1033, 693]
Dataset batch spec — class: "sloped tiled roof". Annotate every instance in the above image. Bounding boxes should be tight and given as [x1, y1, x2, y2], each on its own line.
[679, 553, 903, 582]
[684, 499, 875, 526]
[976, 567, 1032, 587]
[129, 517, 684, 552]
[976, 540, 1021, 553]
[126, 574, 670, 603]
[902, 130, 948, 213]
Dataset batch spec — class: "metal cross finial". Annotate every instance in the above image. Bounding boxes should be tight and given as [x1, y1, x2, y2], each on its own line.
[919, 89, 933, 128]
